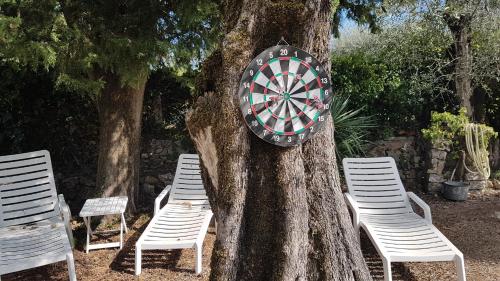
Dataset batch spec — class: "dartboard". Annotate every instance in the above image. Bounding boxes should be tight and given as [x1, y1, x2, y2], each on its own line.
[238, 45, 333, 147]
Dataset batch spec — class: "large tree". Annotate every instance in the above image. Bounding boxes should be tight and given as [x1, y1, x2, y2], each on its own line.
[186, 0, 371, 280]
[0, 0, 219, 212]
[383, 0, 500, 119]
[441, 0, 480, 118]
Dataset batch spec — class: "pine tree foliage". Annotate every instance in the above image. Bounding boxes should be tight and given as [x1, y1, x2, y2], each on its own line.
[0, 0, 220, 94]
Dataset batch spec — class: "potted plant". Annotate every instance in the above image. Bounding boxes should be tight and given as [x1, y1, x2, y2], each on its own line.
[422, 109, 498, 201]
[442, 151, 470, 201]
[422, 109, 468, 195]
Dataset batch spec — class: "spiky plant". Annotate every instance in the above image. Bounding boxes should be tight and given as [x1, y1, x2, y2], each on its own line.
[330, 95, 376, 160]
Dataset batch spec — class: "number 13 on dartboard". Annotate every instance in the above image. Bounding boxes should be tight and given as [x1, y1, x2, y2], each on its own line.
[238, 45, 333, 147]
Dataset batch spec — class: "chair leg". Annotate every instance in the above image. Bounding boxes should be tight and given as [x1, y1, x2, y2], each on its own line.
[135, 243, 142, 275]
[119, 217, 124, 250]
[455, 254, 466, 281]
[66, 252, 77, 281]
[354, 224, 360, 245]
[352, 213, 360, 245]
[195, 243, 202, 274]
[382, 258, 392, 281]
[121, 213, 129, 233]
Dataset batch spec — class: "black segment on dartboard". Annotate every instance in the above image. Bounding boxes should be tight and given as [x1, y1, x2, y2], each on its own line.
[238, 45, 333, 147]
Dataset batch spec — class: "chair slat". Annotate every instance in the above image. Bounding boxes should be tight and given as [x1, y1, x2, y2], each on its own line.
[0, 157, 47, 170]
[0, 164, 49, 177]
[357, 201, 408, 209]
[3, 202, 56, 219]
[0, 171, 51, 185]
[1, 189, 55, 205]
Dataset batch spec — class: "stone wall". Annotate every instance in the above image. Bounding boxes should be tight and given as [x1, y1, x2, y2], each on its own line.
[54, 138, 193, 212]
[365, 136, 496, 193]
[366, 136, 425, 191]
[424, 146, 449, 193]
[56, 135, 498, 211]
[140, 138, 193, 206]
[54, 168, 97, 211]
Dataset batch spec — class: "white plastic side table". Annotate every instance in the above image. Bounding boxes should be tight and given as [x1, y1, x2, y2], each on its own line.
[79, 196, 129, 253]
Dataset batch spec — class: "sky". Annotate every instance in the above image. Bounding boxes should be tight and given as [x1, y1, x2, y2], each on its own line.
[332, 17, 371, 50]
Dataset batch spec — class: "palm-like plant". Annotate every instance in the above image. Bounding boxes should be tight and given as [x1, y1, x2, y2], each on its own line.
[330, 95, 376, 160]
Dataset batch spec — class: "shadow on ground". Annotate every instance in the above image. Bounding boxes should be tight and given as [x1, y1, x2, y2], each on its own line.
[2, 191, 499, 281]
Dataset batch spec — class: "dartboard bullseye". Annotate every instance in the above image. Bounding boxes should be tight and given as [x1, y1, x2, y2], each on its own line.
[238, 45, 333, 147]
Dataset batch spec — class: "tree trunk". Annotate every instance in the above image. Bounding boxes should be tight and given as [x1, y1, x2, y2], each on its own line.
[186, 0, 372, 280]
[96, 74, 146, 213]
[444, 12, 473, 118]
[151, 94, 164, 124]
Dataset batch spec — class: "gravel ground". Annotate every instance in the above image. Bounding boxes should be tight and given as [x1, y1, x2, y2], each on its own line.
[363, 189, 500, 281]
[3, 190, 499, 281]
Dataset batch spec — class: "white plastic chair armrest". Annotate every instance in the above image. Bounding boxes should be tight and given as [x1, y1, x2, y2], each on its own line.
[155, 185, 172, 216]
[58, 194, 75, 248]
[344, 193, 360, 227]
[407, 192, 432, 224]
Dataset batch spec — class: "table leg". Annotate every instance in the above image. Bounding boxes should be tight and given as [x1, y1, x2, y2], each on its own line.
[119, 215, 124, 249]
[83, 216, 91, 253]
[121, 213, 129, 233]
[81, 212, 125, 252]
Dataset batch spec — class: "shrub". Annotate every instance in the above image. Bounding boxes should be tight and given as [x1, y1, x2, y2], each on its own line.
[330, 95, 376, 159]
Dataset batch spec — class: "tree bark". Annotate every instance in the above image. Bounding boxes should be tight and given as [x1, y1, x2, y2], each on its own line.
[96, 74, 146, 213]
[186, 0, 372, 280]
[151, 94, 164, 124]
[444, 12, 473, 118]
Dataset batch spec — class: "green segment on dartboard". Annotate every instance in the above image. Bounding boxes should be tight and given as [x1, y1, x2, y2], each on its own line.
[313, 112, 320, 121]
[249, 93, 267, 105]
[310, 66, 318, 77]
[256, 115, 265, 126]
[253, 71, 261, 81]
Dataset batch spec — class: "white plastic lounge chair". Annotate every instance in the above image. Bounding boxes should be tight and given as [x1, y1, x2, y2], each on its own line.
[135, 154, 213, 275]
[0, 150, 76, 281]
[343, 157, 466, 281]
